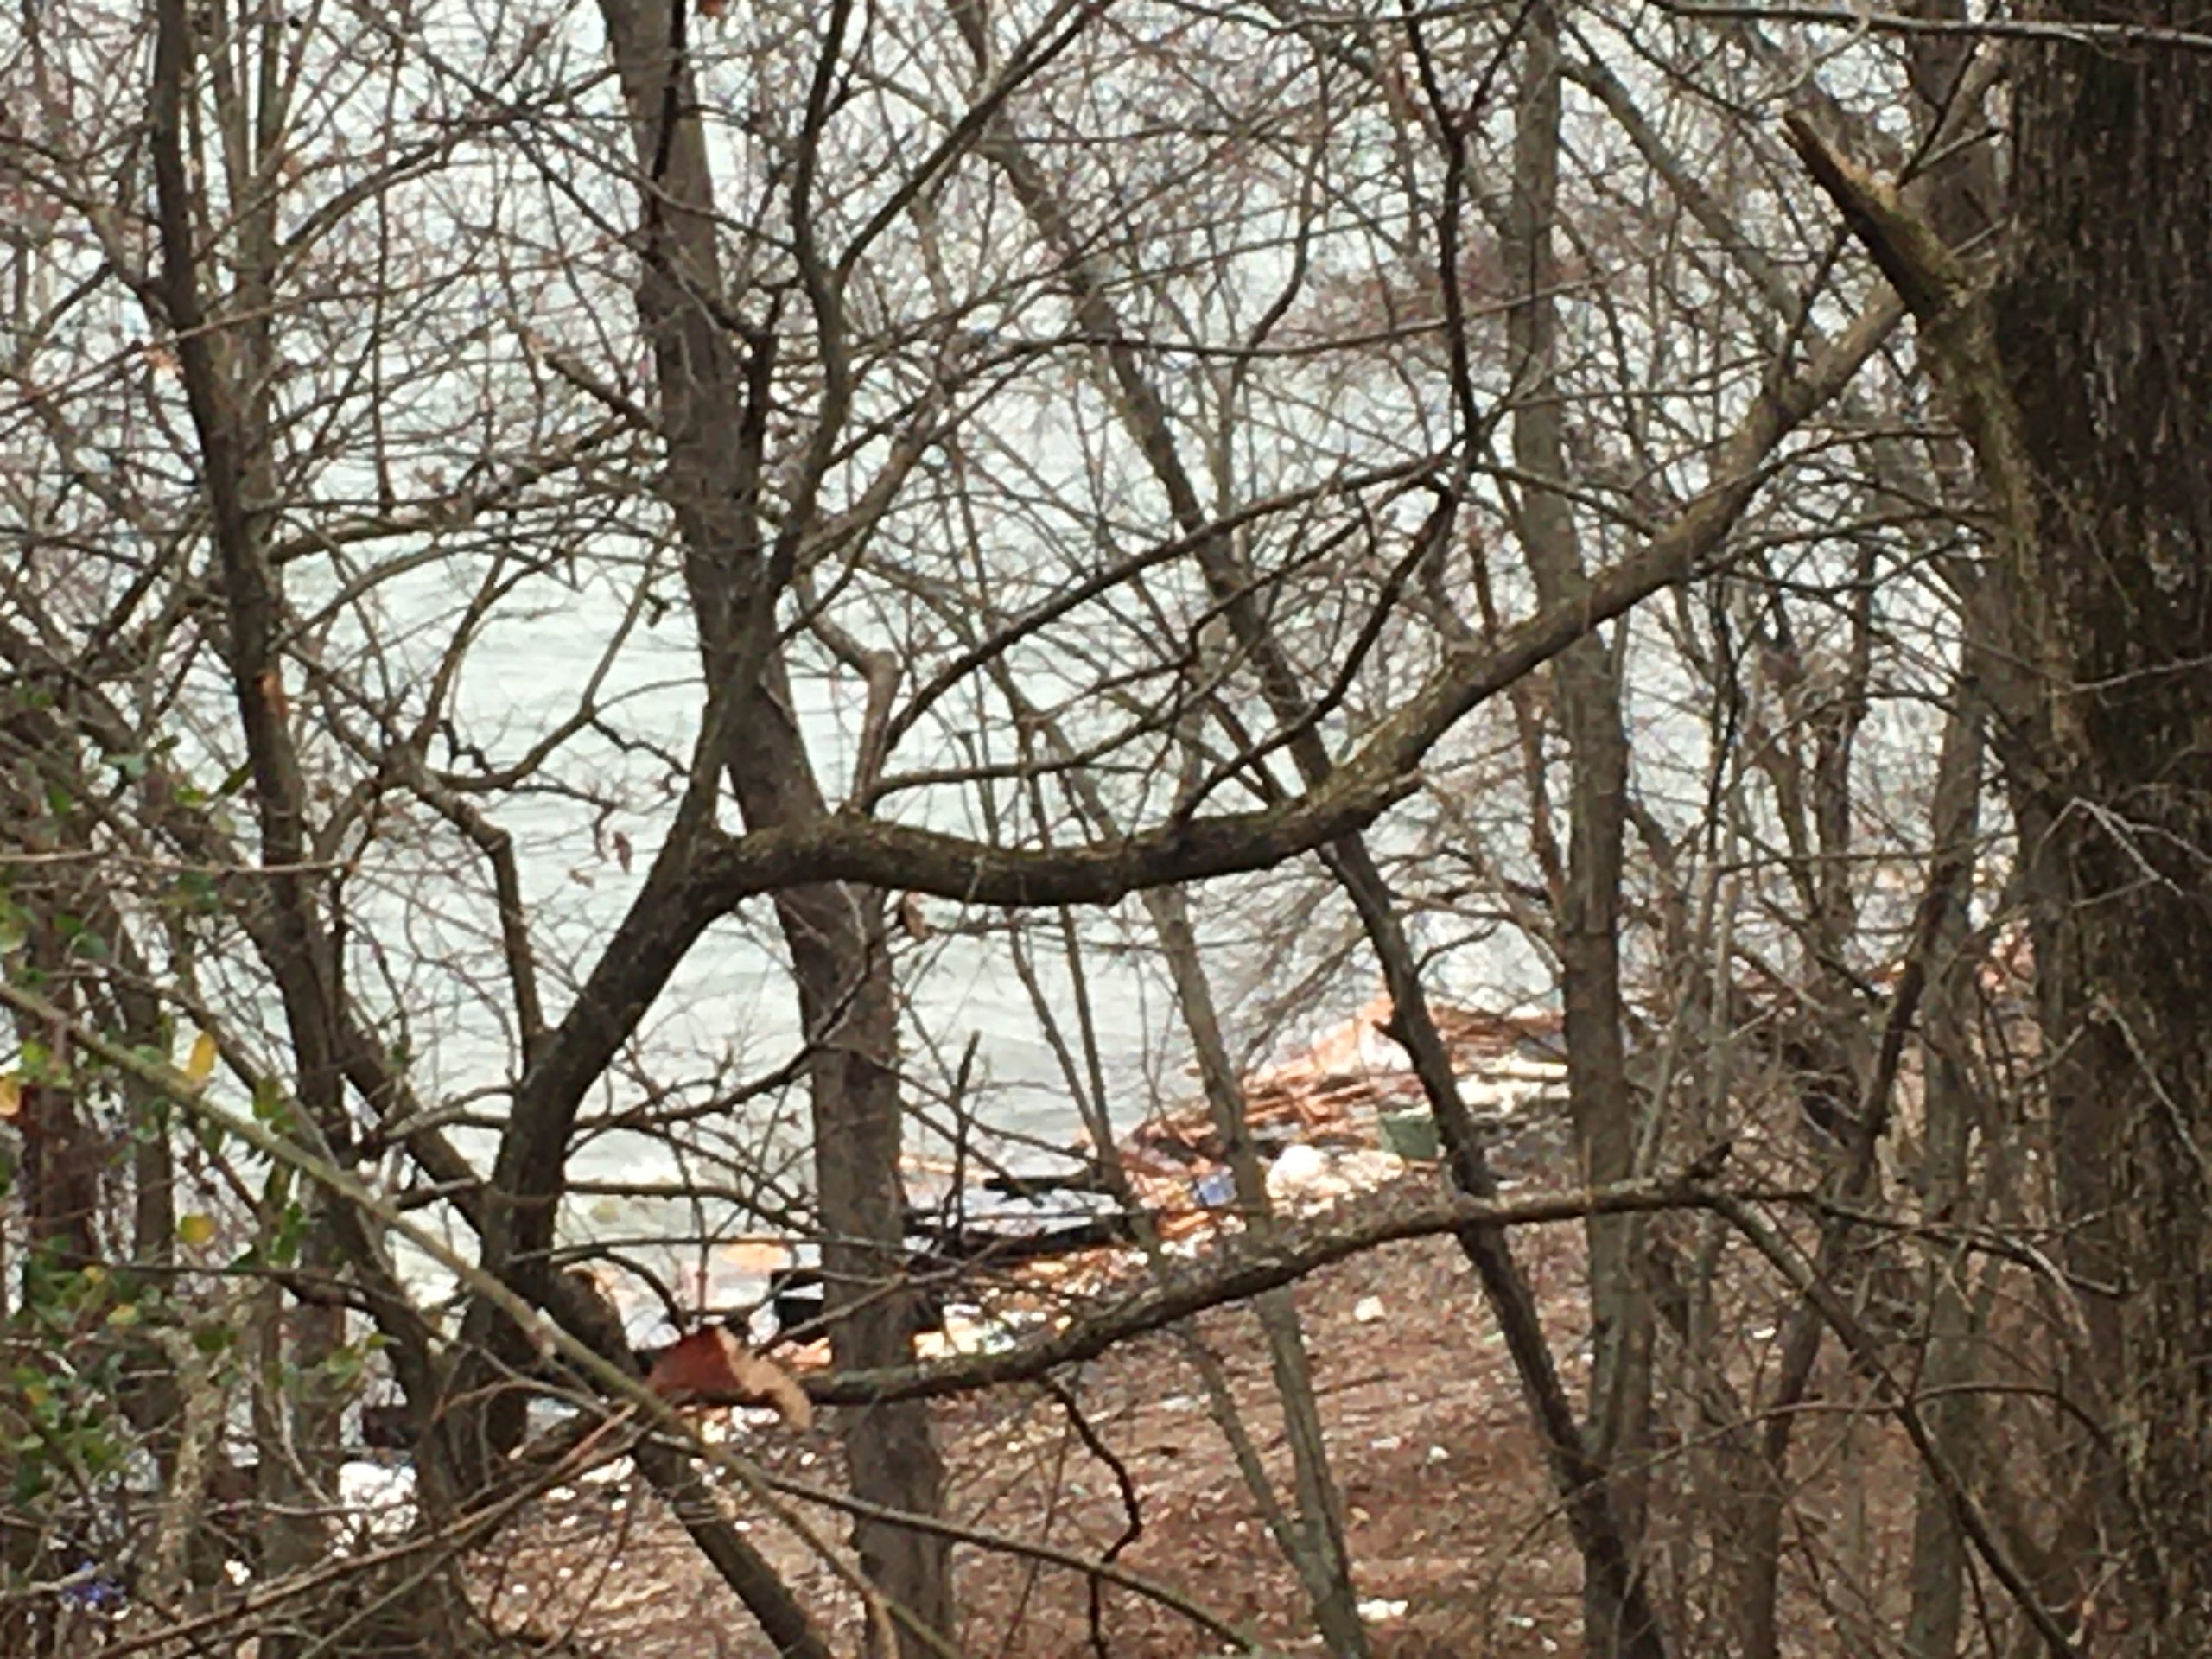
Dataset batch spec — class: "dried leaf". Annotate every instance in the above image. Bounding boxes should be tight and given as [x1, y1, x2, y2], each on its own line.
[0, 1075, 19, 1118]
[185, 1029, 219, 1087]
[646, 1327, 813, 1431]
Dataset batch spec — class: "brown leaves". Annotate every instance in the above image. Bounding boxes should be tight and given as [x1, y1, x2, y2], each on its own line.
[645, 1326, 814, 1431]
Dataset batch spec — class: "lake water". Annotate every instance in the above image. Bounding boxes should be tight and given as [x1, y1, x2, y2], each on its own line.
[317, 554, 1564, 1309]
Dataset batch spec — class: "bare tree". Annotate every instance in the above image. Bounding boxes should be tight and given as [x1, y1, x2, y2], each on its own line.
[11, 0, 2207, 1654]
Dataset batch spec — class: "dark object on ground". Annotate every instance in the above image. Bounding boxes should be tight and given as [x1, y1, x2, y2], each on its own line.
[906, 1211, 1137, 1266]
[978, 1159, 1113, 1199]
[904, 1184, 1141, 1269]
[762, 1265, 947, 1343]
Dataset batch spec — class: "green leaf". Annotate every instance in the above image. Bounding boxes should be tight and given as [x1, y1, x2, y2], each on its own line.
[269, 1198, 308, 1268]
[251, 1074, 289, 1128]
[171, 869, 219, 912]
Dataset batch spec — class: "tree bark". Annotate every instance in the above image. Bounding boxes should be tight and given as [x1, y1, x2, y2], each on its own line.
[1997, 8, 2212, 1642]
[1902, 665, 1985, 1659]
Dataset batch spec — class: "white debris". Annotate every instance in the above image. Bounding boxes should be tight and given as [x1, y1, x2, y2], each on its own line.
[1352, 1295, 1387, 1325]
[1454, 1067, 1567, 1117]
[1268, 1141, 1327, 1192]
[1358, 1598, 1410, 1621]
[336, 1459, 417, 1544]
[1267, 1143, 1351, 1207]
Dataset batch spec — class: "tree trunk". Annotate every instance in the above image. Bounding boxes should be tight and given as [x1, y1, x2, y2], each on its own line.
[1503, 10, 1652, 1649]
[1997, 8, 2212, 1643]
[1147, 885, 1370, 1656]
[1900, 22, 2002, 1649]
[588, 6, 954, 1649]
[1902, 666, 1985, 1658]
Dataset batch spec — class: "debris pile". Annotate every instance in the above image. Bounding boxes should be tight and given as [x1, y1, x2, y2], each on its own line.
[580, 995, 1570, 1391]
[1106, 993, 1567, 1227]
[1127, 995, 1565, 1169]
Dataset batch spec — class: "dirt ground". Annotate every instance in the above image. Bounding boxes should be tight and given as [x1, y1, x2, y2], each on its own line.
[470, 1141, 1930, 1659]
[474, 1196, 1615, 1659]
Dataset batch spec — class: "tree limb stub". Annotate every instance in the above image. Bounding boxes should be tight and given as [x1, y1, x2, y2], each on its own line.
[1783, 112, 1974, 324]
[1782, 114, 2059, 753]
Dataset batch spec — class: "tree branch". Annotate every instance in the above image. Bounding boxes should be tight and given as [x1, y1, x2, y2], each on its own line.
[808, 1175, 1807, 1405]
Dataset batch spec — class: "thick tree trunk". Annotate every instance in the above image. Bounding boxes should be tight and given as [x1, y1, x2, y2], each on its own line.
[1997, 9, 2212, 1643]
